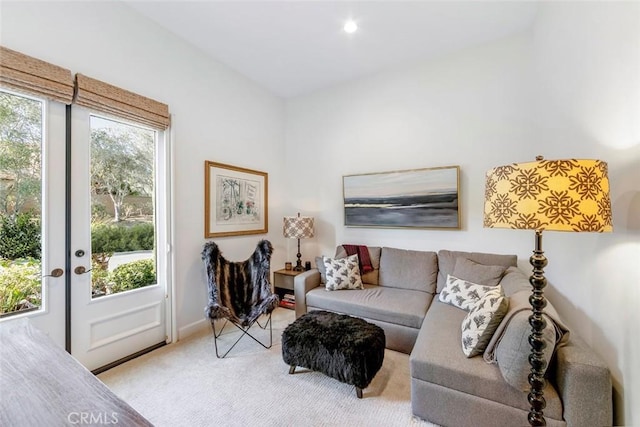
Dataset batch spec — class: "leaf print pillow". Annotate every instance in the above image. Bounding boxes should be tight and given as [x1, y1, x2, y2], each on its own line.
[460, 286, 509, 357]
[323, 255, 364, 291]
[439, 274, 497, 311]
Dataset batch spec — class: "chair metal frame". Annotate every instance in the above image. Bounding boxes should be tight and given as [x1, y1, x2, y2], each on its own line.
[209, 312, 273, 358]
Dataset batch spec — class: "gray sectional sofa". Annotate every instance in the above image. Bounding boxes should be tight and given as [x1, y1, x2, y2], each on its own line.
[293, 245, 612, 427]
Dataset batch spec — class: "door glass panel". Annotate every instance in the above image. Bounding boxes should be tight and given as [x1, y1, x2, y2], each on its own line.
[0, 91, 44, 317]
[89, 116, 156, 298]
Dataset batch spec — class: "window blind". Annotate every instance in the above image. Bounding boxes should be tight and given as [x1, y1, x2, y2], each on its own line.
[73, 73, 170, 130]
[0, 45, 74, 104]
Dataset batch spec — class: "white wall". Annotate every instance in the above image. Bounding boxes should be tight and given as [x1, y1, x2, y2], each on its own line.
[284, 2, 639, 425]
[2, 0, 637, 424]
[531, 3, 640, 425]
[0, 2, 287, 338]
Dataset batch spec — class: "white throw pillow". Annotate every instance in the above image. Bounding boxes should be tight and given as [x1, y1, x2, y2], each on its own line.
[323, 255, 364, 291]
[439, 274, 496, 311]
[461, 286, 509, 357]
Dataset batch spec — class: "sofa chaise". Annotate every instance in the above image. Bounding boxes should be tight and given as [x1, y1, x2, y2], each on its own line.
[293, 245, 612, 427]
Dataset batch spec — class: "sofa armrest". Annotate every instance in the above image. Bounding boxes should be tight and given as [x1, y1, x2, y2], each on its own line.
[554, 334, 612, 427]
[293, 269, 321, 318]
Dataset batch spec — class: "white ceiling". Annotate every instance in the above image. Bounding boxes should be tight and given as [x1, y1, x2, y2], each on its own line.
[124, 1, 539, 98]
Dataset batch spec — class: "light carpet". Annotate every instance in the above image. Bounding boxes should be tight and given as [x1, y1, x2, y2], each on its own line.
[98, 308, 437, 427]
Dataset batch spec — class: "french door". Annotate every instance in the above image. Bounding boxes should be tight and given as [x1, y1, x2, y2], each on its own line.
[70, 107, 170, 371]
[0, 92, 67, 346]
[0, 89, 170, 371]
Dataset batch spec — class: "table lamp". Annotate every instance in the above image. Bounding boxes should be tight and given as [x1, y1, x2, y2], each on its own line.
[283, 213, 315, 271]
[484, 156, 612, 426]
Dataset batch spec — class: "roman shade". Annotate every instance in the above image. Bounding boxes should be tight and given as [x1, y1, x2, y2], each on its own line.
[0, 45, 74, 104]
[73, 73, 170, 130]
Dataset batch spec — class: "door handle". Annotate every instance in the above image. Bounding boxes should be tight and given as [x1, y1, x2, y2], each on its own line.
[74, 266, 92, 275]
[43, 268, 64, 278]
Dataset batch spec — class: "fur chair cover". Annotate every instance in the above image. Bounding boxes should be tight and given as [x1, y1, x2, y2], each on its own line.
[202, 240, 279, 327]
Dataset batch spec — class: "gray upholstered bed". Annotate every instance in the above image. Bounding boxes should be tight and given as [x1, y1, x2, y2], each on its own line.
[0, 318, 152, 426]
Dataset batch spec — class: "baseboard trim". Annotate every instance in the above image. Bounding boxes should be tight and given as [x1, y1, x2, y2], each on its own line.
[178, 318, 209, 340]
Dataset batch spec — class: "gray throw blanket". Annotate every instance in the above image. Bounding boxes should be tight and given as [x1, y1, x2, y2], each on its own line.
[484, 290, 570, 364]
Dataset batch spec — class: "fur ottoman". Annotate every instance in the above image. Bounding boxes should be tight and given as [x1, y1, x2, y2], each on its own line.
[282, 310, 385, 398]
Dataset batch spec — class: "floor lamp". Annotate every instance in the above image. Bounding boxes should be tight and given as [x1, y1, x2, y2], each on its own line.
[283, 213, 315, 271]
[484, 156, 612, 426]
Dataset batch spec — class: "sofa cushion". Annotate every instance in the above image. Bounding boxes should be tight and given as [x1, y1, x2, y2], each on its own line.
[439, 275, 497, 311]
[410, 301, 563, 419]
[495, 310, 556, 391]
[452, 257, 507, 286]
[497, 266, 531, 296]
[483, 289, 568, 392]
[334, 246, 381, 285]
[461, 287, 508, 357]
[315, 256, 328, 284]
[323, 255, 364, 291]
[306, 284, 432, 329]
[379, 247, 438, 293]
[437, 250, 517, 293]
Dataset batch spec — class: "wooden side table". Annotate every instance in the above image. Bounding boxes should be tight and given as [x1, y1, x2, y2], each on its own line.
[273, 269, 303, 309]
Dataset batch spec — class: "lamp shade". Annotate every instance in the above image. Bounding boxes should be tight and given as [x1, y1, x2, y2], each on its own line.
[283, 215, 314, 239]
[484, 158, 612, 232]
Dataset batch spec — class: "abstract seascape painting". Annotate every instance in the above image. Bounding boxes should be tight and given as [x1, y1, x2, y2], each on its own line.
[343, 166, 460, 229]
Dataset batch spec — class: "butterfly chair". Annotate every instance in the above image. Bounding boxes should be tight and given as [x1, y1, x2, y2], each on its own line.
[202, 240, 279, 358]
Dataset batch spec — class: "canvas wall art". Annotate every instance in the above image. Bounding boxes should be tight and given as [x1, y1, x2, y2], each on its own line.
[343, 166, 460, 229]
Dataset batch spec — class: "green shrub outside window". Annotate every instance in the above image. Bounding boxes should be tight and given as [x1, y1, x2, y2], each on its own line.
[0, 257, 41, 315]
[0, 212, 41, 260]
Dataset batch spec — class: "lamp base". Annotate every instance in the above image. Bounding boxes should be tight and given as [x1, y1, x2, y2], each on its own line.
[528, 230, 548, 426]
[293, 240, 305, 271]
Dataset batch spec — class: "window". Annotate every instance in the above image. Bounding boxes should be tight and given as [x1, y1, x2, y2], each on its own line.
[89, 116, 158, 298]
[0, 90, 45, 316]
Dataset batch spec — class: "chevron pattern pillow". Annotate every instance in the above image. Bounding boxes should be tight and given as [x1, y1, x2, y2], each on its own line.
[461, 286, 508, 357]
[439, 274, 496, 311]
[323, 255, 364, 291]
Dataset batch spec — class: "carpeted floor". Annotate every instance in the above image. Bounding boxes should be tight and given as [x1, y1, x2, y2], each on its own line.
[98, 307, 437, 427]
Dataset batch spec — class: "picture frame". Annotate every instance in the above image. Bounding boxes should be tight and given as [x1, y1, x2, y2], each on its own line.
[204, 161, 268, 238]
[343, 165, 460, 229]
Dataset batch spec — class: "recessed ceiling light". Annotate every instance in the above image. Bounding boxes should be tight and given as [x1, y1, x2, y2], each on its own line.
[344, 20, 358, 34]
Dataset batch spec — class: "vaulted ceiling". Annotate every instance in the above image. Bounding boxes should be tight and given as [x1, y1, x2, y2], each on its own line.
[124, 1, 538, 98]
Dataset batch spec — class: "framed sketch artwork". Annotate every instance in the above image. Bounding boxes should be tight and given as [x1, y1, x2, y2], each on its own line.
[204, 161, 268, 238]
[343, 166, 460, 229]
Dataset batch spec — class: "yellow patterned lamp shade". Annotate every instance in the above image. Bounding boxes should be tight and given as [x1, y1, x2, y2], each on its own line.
[484, 158, 612, 232]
